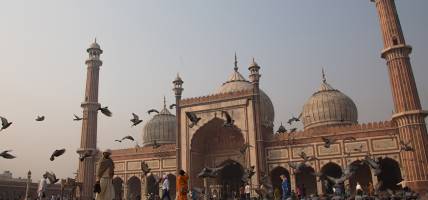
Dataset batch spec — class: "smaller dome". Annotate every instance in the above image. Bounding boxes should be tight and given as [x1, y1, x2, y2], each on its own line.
[302, 76, 358, 130]
[142, 99, 176, 146]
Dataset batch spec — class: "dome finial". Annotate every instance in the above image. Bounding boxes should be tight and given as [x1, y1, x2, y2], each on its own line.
[322, 68, 327, 83]
[234, 52, 238, 72]
[163, 96, 166, 108]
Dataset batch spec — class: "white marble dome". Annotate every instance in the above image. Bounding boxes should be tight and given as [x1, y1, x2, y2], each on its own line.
[214, 68, 275, 128]
[142, 104, 176, 146]
[302, 78, 358, 130]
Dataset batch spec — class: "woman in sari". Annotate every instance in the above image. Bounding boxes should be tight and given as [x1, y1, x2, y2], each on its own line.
[176, 170, 189, 200]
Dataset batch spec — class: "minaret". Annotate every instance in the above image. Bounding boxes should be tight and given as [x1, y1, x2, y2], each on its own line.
[24, 170, 31, 200]
[372, 0, 428, 194]
[173, 73, 183, 174]
[76, 39, 103, 200]
[248, 58, 265, 185]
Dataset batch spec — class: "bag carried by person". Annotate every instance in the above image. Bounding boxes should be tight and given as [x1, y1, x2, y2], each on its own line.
[94, 181, 101, 193]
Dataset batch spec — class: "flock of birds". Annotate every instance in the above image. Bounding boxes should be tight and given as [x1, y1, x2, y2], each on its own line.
[0, 103, 182, 185]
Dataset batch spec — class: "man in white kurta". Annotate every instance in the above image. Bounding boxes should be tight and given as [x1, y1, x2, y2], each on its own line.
[96, 149, 115, 200]
[37, 174, 48, 200]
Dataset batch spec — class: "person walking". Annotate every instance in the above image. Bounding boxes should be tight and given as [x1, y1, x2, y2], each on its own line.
[37, 174, 48, 200]
[177, 170, 189, 200]
[161, 175, 171, 200]
[95, 149, 115, 200]
[280, 175, 289, 200]
[244, 183, 251, 200]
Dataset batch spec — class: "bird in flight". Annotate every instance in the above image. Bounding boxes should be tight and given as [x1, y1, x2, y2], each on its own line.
[186, 112, 201, 128]
[0, 116, 12, 131]
[50, 148, 66, 161]
[98, 106, 112, 117]
[35, 115, 45, 121]
[130, 113, 143, 127]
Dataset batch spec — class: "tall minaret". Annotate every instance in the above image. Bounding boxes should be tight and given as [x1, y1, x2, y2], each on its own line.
[372, 0, 428, 194]
[248, 58, 265, 185]
[76, 39, 103, 200]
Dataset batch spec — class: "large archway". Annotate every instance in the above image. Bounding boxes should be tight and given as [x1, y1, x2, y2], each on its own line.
[113, 177, 124, 200]
[349, 160, 372, 194]
[295, 166, 317, 196]
[190, 118, 245, 188]
[127, 176, 141, 200]
[270, 166, 291, 198]
[378, 157, 402, 191]
[321, 162, 342, 194]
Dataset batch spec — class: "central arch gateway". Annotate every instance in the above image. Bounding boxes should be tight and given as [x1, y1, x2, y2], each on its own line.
[190, 118, 245, 188]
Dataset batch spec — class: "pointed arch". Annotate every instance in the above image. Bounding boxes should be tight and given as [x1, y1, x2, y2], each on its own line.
[127, 176, 141, 200]
[146, 174, 160, 197]
[295, 166, 317, 196]
[320, 162, 342, 194]
[270, 166, 291, 197]
[349, 160, 373, 194]
[113, 176, 124, 200]
[190, 118, 245, 188]
[378, 157, 402, 191]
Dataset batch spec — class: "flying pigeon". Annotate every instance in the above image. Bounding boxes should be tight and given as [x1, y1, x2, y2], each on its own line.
[321, 137, 337, 148]
[45, 171, 59, 184]
[169, 104, 177, 109]
[287, 115, 300, 124]
[98, 106, 112, 117]
[116, 135, 135, 142]
[0, 116, 12, 131]
[35, 115, 45, 121]
[299, 151, 318, 162]
[79, 150, 93, 162]
[288, 161, 308, 174]
[50, 148, 66, 161]
[0, 150, 16, 159]
[222, 111, 234, 127]
[185, 112, 201, 128]
[73, 114, 83, 121]
[147, 109, 159, 115]
[400, 140, 414, 152]
[130, 113, 143, 127]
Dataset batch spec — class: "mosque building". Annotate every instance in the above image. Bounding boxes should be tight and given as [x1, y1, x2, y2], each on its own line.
[74, 0, 428, 199]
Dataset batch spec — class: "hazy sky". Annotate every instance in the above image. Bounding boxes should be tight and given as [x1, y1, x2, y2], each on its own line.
[0, 1, 427, 180]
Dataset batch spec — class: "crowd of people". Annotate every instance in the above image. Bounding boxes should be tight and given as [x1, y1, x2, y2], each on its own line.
[34, 153, 421, 200]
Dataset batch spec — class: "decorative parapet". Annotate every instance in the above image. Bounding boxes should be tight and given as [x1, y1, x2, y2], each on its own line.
[180, 89, 254, 107]
[267, 120, 396, 142]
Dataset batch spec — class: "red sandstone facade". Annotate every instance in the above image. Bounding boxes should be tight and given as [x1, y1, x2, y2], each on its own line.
[106, 1, 427, 199]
